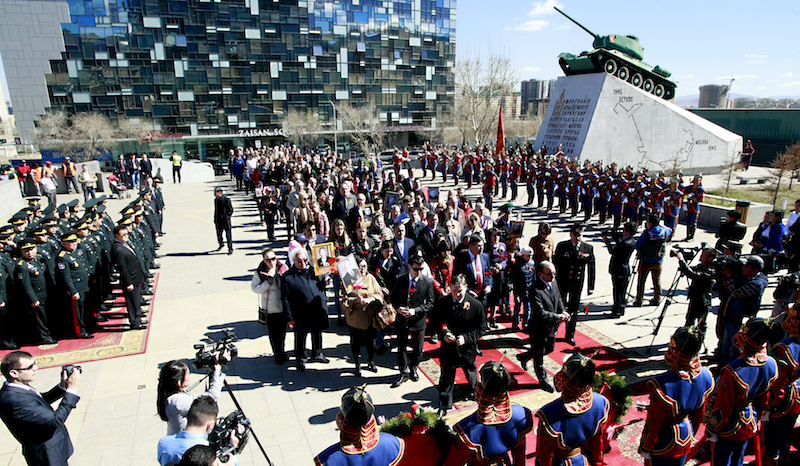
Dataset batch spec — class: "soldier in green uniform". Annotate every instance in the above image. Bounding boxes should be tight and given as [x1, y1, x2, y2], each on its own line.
[152, 176, 165, 233]
[76, 216, 107, 328]
[0, 230, 16, 349]
[67, 199, 81, 223]
[14, 238, 57, 344]
[55, 230, 92, 339]
[9, 212, 28, 246]
[56, 204, 71, 234]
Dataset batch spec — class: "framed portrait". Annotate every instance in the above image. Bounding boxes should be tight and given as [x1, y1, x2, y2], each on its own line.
[361, 203, 374, 229]
[509, 221, 525, 238]
[336, 254, 364, 293]
[312, 242, 336, 276]
[384, 191, 401, 208]
[428, 187, 440, 201]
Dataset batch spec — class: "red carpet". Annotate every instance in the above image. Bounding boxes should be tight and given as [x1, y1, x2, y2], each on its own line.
[0, 274, 158, 368]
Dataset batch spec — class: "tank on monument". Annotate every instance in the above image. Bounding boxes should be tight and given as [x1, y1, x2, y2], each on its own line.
[554, 6, 677, 101]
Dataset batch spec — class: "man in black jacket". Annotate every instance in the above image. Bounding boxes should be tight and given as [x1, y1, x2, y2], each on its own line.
[390, 256, 435, 387]
[602, 222, 636, 318]
[112, 225, 145, 329]
[516, 261, 569, 392]
[553, 223, 595, 345]
[432, 274, 486, 412]
[213, 187, 234, 254]
[0, 351, 81, 466]
[281, 248, 330, 371]
[678, 247, 717, 334]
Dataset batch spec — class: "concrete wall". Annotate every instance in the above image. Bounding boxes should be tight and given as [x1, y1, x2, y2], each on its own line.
[0, 179, 24, 222]
[534, 73, 743, 173]
[679, 201, 772, 230]
[150, 159, 215, 183]
[0, 1, 70, 144]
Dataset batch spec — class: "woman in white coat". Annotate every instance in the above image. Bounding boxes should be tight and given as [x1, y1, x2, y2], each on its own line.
[252, 248, 289, 364]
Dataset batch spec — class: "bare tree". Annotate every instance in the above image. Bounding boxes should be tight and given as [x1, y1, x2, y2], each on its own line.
[785, 141, 800, 189]
[72, 113, 115, 161]
[454, 48, 518, 146]
[338, 102, 385, 156]
[718, 150, 742, 197]
[504, 115, 543, 142]
[117, 116, 159, 154]
[769, 147, 800, 206]
[281, 108, 324, 149]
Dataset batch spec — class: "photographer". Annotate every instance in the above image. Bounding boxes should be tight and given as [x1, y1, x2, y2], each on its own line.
[715, 209, 746, 254]
[717, 256, 768, 368]
[0, 352, 81, 466]
[676, 247, 717, 334]
[603, 222, 636, 318]
[157, 358, 227, 435]
[158, 396, 238, 466]
[633, 214, 672, 307]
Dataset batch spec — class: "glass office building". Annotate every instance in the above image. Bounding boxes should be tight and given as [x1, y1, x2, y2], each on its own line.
[44, 0, 456, 158]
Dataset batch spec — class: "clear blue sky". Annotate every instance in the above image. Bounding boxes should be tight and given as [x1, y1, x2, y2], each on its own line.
[3, 0, 798, 102]
[457, 0, 800, 98]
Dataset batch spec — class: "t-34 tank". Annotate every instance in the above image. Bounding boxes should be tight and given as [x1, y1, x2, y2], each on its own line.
[554, 7, 676, 100]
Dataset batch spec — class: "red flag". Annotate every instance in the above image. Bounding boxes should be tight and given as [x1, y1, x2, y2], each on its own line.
[495, 107, 505, 157]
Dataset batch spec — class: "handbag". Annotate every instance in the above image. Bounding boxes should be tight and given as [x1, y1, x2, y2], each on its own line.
[373, 303, 396, 329]
[258, 307, 268, 325]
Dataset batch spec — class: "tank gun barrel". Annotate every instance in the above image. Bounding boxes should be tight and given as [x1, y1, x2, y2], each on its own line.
[554, 6, 599, 39]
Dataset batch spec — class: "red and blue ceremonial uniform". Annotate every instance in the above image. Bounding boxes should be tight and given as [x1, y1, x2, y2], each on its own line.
[447, 403, 533, 466]
[763, 335, 800, 462]
[535, 392, 609, 466]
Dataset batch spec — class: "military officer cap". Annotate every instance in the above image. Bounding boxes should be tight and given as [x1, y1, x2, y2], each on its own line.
[96, 195, 107, 203]
[27, 197, 41, 206]
[0, 225, 13, 236]
[60, 230, 79, 242]
[96, 205, 106, 214]
[19, 208, 33, 217]
[560, 353, 596, 388]
[134, 208, 144, 217]
[670, 326, 703, 357]
[56, 204, 68, 214]
[41, 216, 58, 227]
[9, 212, 27, 225]
[31, 226, 48, 236]
[42, 205, 55, 217]
[479, 361, 512, 397]
[67, 199, 79, 208]
[498, 203, 513, 214]
[139, 187, 150, 196]
[120, 206, 135, 216]
[118, 215, 133, 226]
[75, 219, 90, 230]
[569, 223, 584, 235]
[340, 385, 375, 428]
[82, 198, 99, 209]
[18, 238, 37, 250]
[153, 176, 163, 184]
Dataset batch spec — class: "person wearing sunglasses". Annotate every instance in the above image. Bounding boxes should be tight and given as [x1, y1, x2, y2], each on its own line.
[0, 351, 82, 466]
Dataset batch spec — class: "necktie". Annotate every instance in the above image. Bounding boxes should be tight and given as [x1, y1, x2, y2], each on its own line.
[474, 255, 483, 289]
[410, 278, 416, 292]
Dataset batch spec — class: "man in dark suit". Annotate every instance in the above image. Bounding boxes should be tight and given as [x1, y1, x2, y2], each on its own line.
[331, 179, 357, 223]
[553, 223, 595, 345]
[453, 234, 493, 301]
[281, 248, 330, 371]
[0, 351, 81, 466]
[517, 261, 570, 392]
[390, 256, 435, 387]
[213, 187, 234, 255]
[392, 222, 415, 275]
[112, 225, 145, 329]
[416, 211, 439, 262]
[433, 274, 486, 412]
[602, 222, 636, 318]
[346, 192, 369, 235]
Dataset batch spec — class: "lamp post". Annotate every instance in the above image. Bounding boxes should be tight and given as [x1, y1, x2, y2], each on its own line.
[325, 100, 338, 156]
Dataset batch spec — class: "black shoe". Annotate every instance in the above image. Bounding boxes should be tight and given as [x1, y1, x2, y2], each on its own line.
[376, 342, 390, 354]
[540, 380, 555, 393]
[337, 315, 346, 326]
[153, 254, 161, 259]
[391, 374, 410, 388]
[228, 249, 233, 255]
[95, 314, 109, 322]
[275, 355, 287, 365]
[2, 340, 19, 350]
[649, 298, 662, 306]
[430, 334, 439, 344]
[354, 364, 362, 377]
[142, 299, 150, 305]
[160, 232, 166, 236]
[296, 362, 306, 372]
[309, 354, 330, 364]
[632, 301, 643, 308]
[516, 354, 530, 370]
[143, 291, 153, 296]
[410, 367, 419, 382]
[42, 338, 57, 345]
[216, 245, 223, 251]
[151, 264, 161, 269]
[565, 337, 576, 346]
[131, 324, 147, 330]
[146, 273, 154, 278]
[366, 361, 378, 373]
[476, 348, 484, 356]
[79, 333, 93, 339]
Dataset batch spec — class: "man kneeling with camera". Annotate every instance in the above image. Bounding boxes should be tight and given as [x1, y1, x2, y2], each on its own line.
[158, 396, 239, 466]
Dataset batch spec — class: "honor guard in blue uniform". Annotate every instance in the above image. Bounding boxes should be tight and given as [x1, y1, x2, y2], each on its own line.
[683, 175, 705, 242]
[535, 353, 609, 466]
[446, 361, 533, 466]
[55, 230, 93, 339]
[315, 386, 405, 466]
[14, 239, 57, 345]
[763, 309, 800, 465]
[639, 326, 715, 465]
[705, 317, 779, 466]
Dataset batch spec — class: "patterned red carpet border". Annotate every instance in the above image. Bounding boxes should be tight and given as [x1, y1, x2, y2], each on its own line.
[0, 274, 158, 368]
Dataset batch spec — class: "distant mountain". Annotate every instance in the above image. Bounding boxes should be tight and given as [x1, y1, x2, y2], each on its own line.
[673, 93, 800, 109]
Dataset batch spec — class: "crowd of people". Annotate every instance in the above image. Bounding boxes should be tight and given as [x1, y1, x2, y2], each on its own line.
[0, 173, 166, 349]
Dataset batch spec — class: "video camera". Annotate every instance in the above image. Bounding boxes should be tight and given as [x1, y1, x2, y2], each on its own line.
[600, 227, 625, 242]
[669, 243, 706, 261]
[208, 410, 252, 463]
[194, 331, 238, 369]
[714, 254, 743, 276]
[774, 272, 800, 302]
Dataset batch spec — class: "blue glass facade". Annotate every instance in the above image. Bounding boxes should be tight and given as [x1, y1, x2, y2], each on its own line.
[45, 0, 456, 139]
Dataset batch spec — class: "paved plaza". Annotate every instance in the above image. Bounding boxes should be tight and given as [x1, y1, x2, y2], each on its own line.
[0, 167, 782, 466]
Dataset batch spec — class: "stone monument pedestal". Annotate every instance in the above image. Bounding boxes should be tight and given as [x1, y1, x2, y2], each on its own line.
[533, 73, 742, 173]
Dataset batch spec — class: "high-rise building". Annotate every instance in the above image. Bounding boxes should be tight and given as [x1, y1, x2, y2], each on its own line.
[520, 78, 558, 117]
[698, 84, 730, 109]
[1, 0, 456, 157]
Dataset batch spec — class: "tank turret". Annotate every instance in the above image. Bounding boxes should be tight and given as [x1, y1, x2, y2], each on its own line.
[554, 7, 676, 100]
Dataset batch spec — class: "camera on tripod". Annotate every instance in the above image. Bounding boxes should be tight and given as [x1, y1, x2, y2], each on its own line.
[194, 331, 238, 369]
[669, 243, 706, 261]
[209, 410, 252, 463]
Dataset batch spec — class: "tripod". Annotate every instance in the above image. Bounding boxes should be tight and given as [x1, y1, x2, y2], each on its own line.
[190, 371, 275, 466]
[647, 266, 685, 354]
[626, 255, 640, 301]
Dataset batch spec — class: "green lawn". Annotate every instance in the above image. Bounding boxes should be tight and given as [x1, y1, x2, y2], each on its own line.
[707, 184, 800, 208]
